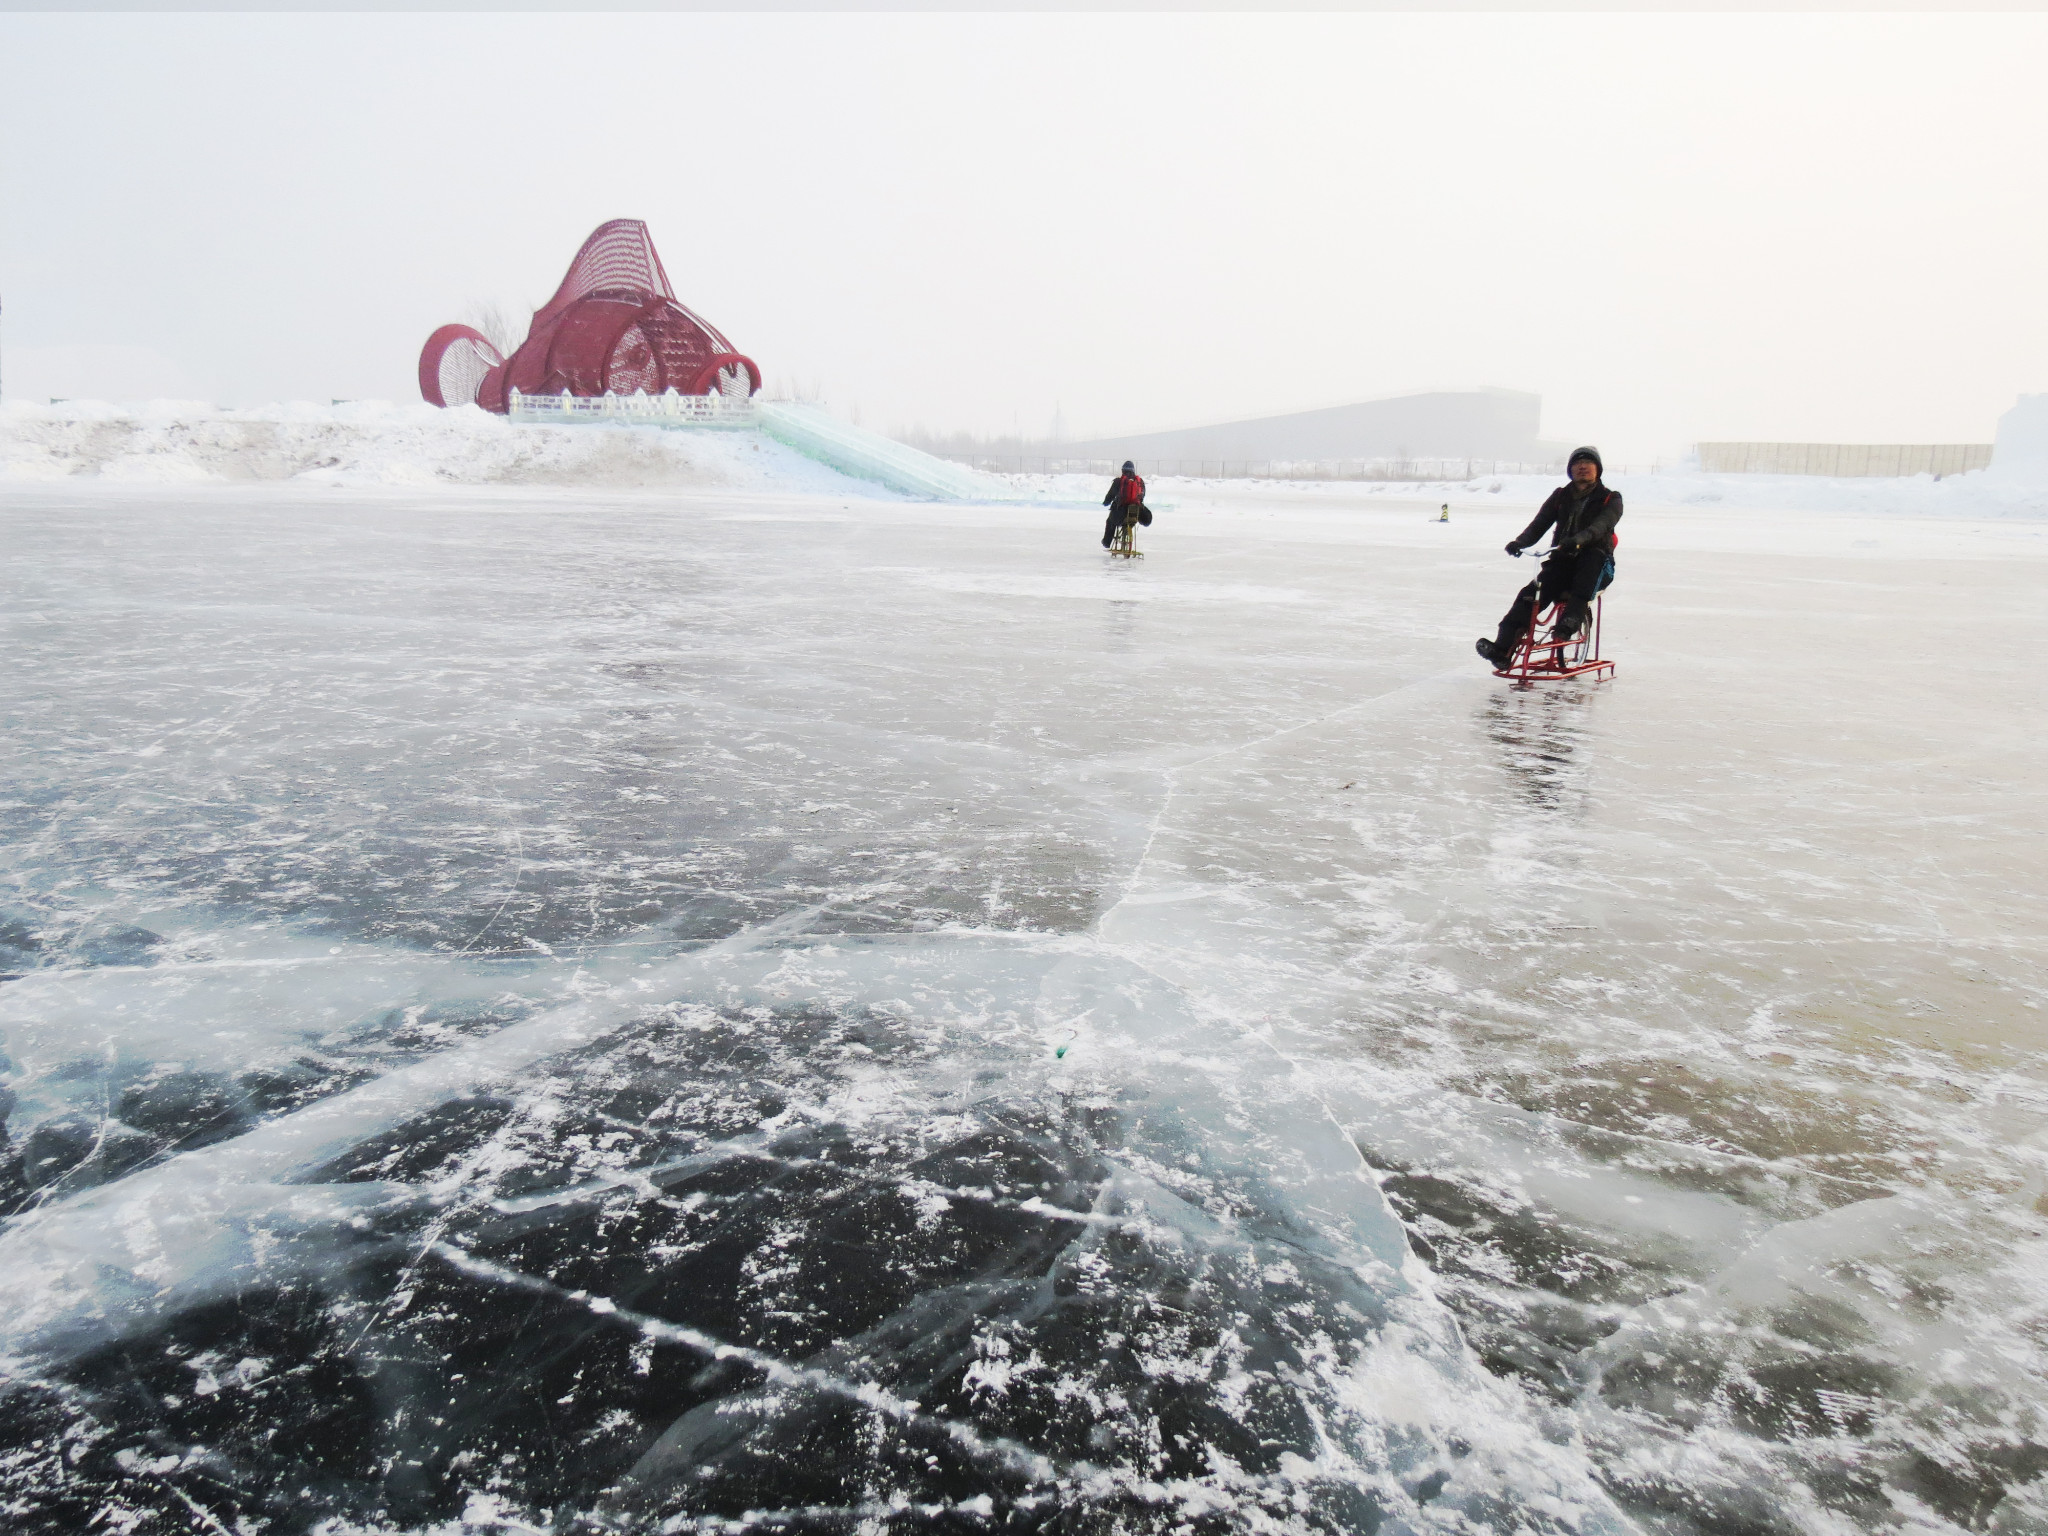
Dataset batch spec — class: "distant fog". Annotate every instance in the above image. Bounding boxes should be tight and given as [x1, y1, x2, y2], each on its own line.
[3, 12, 2045, 459]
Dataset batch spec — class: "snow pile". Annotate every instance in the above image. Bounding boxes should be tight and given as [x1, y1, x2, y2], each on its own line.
[0, 398, 879, 495]
[11, 398, 2047, 517]
[1992, 393, 2048, 482]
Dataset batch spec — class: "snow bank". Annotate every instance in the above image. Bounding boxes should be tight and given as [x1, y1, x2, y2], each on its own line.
[1992, 393, 2048, 481]
[0, 398, 880, 496]
[11, 398, 2047, 519]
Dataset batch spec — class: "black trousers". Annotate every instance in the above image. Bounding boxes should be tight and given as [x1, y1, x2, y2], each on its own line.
[1494, 546, 1611, 653]
[1102, 504, 1150, 544]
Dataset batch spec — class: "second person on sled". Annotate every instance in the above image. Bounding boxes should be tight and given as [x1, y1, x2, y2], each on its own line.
[1102, 461, 1153, 549]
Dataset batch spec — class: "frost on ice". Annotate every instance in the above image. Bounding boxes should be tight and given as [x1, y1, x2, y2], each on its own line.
[0, 442, 2044, 1534]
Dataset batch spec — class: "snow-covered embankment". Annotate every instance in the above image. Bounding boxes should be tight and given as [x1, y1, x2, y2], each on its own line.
[0, 398, 873, 494]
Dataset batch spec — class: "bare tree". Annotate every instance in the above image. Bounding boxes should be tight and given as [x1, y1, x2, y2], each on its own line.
[463, 301, 525, 359]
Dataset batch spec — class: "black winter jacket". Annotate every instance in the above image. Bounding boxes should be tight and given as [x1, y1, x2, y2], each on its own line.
[1514, 482, 1623, 554]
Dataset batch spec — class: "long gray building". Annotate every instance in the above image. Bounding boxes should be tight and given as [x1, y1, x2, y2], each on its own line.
[1062, 388, 1563, 465]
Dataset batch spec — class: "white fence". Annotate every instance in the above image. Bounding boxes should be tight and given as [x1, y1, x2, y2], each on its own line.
[1697, 442, 1991, 477]
[507, 390, 758, 430]
[931, 454, 1569, 482]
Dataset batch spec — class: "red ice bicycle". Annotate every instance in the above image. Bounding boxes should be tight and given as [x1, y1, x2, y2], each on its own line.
[1490, 592, 1615, 685]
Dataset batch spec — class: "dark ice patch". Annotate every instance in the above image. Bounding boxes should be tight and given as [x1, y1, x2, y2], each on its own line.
[0, 913, 43, 977]
[0, 905, 162, 976]
[0, 1285, 381, 1536]
[1369, 1136, 2048, 1536]
[237, 1054, 374, 1116]
[0, 1000, 1449, 1532]
[3, 1117, 167, 1215]
[68, 923, 163, 968]
[116, 1070, 249, 1150]
[311, 1095, 518, 1184]
[18, 1114, 103, 1189]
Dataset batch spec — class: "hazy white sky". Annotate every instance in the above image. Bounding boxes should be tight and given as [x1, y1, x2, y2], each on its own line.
[3, 11, 2045, 455]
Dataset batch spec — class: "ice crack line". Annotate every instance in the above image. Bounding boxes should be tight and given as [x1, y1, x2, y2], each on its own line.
[432, 1243, 1413, 1523]
[1106, 663, 1466, 921]
[428, 1241, 1074, 1489]
[455, 822, 525, 956]
[1075, 667, 1496, 1353]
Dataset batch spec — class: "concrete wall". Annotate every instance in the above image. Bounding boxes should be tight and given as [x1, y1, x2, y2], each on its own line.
[1696, 442, 1991, 477]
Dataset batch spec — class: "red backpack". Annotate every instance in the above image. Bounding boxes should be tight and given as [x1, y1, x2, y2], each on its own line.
[1121, 472, 1145, 507]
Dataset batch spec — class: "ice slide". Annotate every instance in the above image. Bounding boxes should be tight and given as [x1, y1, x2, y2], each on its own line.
[753, 399, 1037, 502]
[504, 393, 1041, 501]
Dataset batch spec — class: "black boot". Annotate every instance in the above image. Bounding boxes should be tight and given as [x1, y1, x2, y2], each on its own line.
[1553, 602, 1588, 643]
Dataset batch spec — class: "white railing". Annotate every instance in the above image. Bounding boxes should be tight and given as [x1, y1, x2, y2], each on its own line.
[1696, 442, 1991, 477]
[924, 453, 1575, 482]
[507, 389, 758, 429]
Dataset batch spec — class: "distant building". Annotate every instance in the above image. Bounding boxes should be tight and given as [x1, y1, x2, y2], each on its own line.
[1060, 389, 1564, 467]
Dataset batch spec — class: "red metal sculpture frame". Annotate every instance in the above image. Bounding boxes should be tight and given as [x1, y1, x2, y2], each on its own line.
[418, 324, 504, 410]
[418, 220, 759, 413]
[1492, 596, 1615, 685]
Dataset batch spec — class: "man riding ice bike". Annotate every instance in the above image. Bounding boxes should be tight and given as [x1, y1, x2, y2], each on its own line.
[1476, 445, 1622, 669]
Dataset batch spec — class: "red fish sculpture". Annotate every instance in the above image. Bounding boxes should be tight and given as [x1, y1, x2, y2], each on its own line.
[419, 219, 759, 412]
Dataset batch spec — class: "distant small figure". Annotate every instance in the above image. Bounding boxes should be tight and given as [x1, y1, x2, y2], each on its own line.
[1102, 460, 1153, 549]
[1439, 503, 1450, 522]
[1476, 446, 1623, 668]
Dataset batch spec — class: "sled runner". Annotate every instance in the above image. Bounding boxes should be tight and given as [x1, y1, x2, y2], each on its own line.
[1492, 595, 1613, 684]
[1107, 513, 1144, 559]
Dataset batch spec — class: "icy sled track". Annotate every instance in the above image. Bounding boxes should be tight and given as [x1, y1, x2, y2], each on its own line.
[1, 480, 2045, 1535]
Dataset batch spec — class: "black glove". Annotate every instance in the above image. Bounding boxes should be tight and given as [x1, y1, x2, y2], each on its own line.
[1504, 541, 1522, 557]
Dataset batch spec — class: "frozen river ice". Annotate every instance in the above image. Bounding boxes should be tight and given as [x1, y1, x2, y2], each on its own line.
[1, 476, 2045, 1534]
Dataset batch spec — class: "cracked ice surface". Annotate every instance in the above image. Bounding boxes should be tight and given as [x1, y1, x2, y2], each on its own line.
[0, 480, 2045, 1535]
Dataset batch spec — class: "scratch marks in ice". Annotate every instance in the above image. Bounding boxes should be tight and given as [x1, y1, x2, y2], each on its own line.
[0, 919, 1634, 1533]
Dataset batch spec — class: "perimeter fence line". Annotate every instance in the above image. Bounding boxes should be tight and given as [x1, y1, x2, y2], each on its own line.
[928, 455, 1579, 482]
[1695, 442, 1991, 477]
